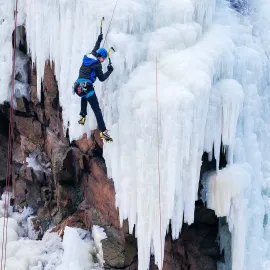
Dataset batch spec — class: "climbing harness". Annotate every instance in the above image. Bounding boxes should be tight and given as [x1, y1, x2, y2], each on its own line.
[1, 1, 18, 269]
[103, 0, 120, 46]
[73, 81, 95, 98]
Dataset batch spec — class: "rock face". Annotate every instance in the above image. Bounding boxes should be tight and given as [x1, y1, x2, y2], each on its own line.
[0, 107, 9, 184]
[3, 59, 222, 269]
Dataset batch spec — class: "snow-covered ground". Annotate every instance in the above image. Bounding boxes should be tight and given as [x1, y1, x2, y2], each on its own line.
[0, 193, 106, 270]
[1, 0, 270, 269]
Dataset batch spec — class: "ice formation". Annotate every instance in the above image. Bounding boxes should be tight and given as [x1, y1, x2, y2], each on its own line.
[1, 0, 270, 269]
[203, 164, 252, 270]
[0, 193, 106, 270]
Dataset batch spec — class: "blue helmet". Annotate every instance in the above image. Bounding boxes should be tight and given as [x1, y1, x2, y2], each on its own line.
[96, 48, 108, 59]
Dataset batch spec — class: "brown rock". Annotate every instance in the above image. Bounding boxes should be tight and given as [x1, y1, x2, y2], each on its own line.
[29, 217, 43, 240]
[12, 140, 24, 164]
[19, 164, 32, 182]
[71, 148, 85, 175]
[30, 86, 38, 105]
[56, 184, 77, 219]
[81, 157, 120, 229]
[102, 226, 126, 268]
[20, 135, 37, 154]
[51, 147, 74, 185]
[35, 104, 45, 124]
[45, 128, 68, 159]
[93, 130, 103, 149]
[15, 116, 43, 146]
[42, 64, 67, 141]
[37, 203, 54, 231]
[16, 97, 27, 112]
[51, 211, 86, 237]
[46, 110, 64, 141]
[31, 67, 37, 87]
[75, 133, 95, 154]
[0, 133, 8, 181]
[43, 64, 58, 96]
[194, 204, 217, 225]
[14, 179, 26, 206]
[40, 187, 51, 202]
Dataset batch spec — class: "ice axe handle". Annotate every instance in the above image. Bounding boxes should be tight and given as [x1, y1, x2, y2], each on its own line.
[108, 47, 115, 65]
[100, 17, 105, 34]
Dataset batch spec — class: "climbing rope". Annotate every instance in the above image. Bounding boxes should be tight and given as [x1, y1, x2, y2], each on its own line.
[153, 0, 163, 266]
[1, 0, 18, 269]
[155, 56, 163, 268]
[103, 0, 119, 47]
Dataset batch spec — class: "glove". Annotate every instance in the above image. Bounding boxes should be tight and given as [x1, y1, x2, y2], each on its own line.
[107, 64, 114, 72]
[98, 33, 103, 41]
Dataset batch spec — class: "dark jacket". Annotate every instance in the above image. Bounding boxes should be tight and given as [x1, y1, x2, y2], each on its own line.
[78, 36, 112, 86]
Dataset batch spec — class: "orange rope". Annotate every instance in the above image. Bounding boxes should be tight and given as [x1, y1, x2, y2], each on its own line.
[1, 1, 18, 269]
[155, 56, 163, 268]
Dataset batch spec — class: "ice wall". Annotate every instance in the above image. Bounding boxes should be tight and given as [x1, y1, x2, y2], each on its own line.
[203, 164, 251, 270]
[1, 0, 270, 269]
[0, 0, 14, 103]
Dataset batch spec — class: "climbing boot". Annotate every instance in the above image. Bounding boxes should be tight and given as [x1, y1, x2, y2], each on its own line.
[100, 130, 113, 143]
[78, 116, 86, 125]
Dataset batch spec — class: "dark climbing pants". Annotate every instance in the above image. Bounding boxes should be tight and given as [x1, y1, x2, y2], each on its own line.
[80, 93, 106, 132]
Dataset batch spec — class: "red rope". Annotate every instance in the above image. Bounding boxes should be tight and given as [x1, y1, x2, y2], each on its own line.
[155, 56, 163, 268]
[1, 1, 18, 269]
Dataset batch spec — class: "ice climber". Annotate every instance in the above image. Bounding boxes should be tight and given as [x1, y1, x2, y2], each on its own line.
[73, 33, 114, 143]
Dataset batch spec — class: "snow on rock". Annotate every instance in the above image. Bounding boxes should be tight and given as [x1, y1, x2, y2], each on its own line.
[26, 151, 51, 175]
[14, 50, 30, 107]
[27, 217, 41, 240]
[92, 225, 107, 266]
[5, 226, 104, 270]
[0, 192, 105, 270]
[12, 206, 35, 237]
[6, 231, 63, 270]
[56, 226, 97, 270]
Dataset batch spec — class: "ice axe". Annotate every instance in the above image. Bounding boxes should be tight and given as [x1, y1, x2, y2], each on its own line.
[108, 47, 115, 65]
[100, 17, 105, 34]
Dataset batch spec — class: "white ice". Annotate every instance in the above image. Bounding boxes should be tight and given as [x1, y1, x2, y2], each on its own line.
[56, 226, 102, 270]
[91, 225, 107, 267]
[0, 192, 106, 270]
[203, 164, 251, 270]
[1, 0, 270, 269]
